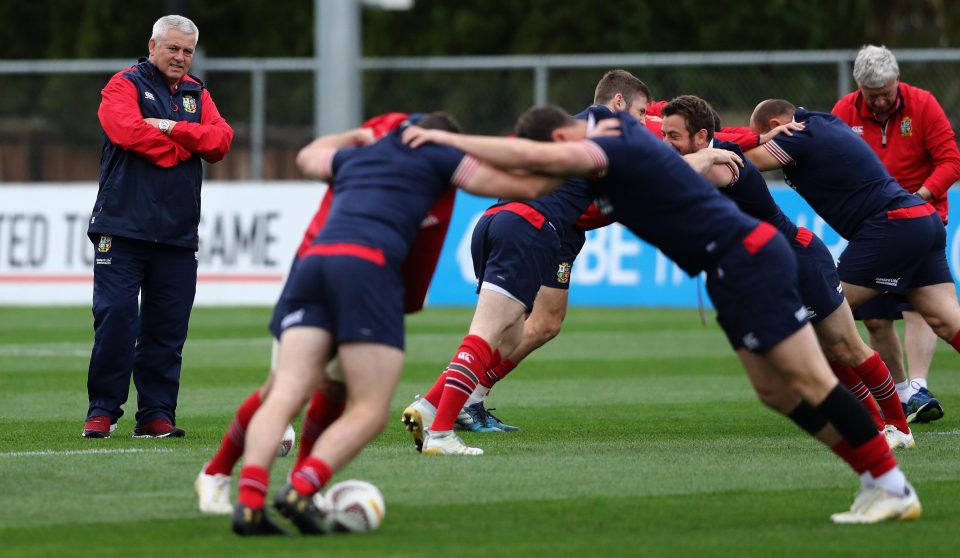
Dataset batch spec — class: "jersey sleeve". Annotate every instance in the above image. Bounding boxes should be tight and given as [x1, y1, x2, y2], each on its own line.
[447, 152, 480, 189]
[762, 137, 797, 166]
[918, 96, 960, 198]
[328, 147, 357, 178]
[580, 139, 611, 180]
[167, 89, 234, 163]
[715, 126, 760, 150]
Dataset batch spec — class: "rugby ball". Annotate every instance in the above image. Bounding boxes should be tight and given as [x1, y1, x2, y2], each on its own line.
[325, 480, 386, 532]
[277, 424, 296, 457]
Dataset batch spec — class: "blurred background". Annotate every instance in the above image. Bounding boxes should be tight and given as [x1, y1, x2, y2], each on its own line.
[3, 0, 960, 182]
[3, 0, 960, 306]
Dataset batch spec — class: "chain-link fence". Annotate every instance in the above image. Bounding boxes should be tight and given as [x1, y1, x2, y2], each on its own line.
[2, 50, 959, 182]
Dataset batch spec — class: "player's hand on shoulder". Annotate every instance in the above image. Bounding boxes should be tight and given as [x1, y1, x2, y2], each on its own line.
[402, 125, 451, 149]
[759, 121, 805, 145]
[353, 127, 377, 146]
[588, 118, 621, 138]
[700, 147, 744, 168]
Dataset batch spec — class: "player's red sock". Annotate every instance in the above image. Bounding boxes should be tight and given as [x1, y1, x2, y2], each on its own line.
[237, 464, 270, 509]
[949, 330, 960, 353]
[205, 390, 262, 476]
[855, 352, 909, 433]
[423, 371, 448, 407]
[480, 358, 518, 389]
[295, 388, 346, 468]
[831, 435, 897, 478]
[431, 335, 494, 431]
[290, 456, 333, 498]
[830, 362, 884, 431]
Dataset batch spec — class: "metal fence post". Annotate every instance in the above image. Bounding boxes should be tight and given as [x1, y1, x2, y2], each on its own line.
[251, 66, 266, 180]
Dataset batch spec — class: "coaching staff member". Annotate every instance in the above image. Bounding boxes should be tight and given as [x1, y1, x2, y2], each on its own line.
[82, 15, 233, 438]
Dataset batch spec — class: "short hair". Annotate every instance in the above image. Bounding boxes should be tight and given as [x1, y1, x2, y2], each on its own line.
[593, 69, 652, 107]
[152, 15, 199, 44]
[514, 105, 577, 142]
[661, 95, 717, 141]
[853, 45, 899, 88]
[418, 111, 462, 133]
[751, 99, 796, 133]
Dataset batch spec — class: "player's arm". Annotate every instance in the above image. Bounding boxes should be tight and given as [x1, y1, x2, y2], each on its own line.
[683, 148, 742, 186]
[98, 74, 192, 168]
[295, 128, 376, 180]
[451, 155, 564, 199]
[745, 144, 785, 171]
[403, 125, 615, 178]
[916, 100, 960, 201]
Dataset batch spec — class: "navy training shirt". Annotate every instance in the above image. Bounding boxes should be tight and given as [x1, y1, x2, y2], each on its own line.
[762, 108, 924, 239]
[318, 130, 466, 267]
[714, 140, 798, 240]
[589, 113, 760, 276]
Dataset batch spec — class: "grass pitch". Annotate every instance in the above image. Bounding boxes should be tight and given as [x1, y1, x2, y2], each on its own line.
[1, 306, 958, 557]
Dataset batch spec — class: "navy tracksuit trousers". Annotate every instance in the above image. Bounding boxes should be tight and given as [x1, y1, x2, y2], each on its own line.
[86, 235, 197, 426]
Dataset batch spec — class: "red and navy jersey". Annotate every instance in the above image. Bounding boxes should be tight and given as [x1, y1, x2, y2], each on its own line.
[588, 112, 758, 276]
[714, 140, 798, 240]
[762, 108, 926, 239]
[90, 58, 233, 249]
[311, 131, 469, 268]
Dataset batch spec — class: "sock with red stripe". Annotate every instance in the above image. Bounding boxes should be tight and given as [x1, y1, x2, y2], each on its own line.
[855, 352, 909, 433]
[205, 390, 262, 476]
[817, 385, 898, 478]
[830, 362, 884, 431]
[295, 388, 347, 469]
[423, 371, 448, 407]
[290, 456, 333, 498]
[431, 335, 494, 432]
[237, 464, 270, 509]
[481, 357, 518, 389]
[949, 330, 960, 353]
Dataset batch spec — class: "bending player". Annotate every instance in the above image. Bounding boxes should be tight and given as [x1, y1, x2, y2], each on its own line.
[403, 105, 920, 524]
[746, 100, 960, 430]
[661, 94, 913, 449]
[194, 113, 457, 514]
[231, 112, 566, 535]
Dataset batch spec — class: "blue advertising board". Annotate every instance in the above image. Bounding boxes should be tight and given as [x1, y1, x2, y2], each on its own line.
[424, 185, 960, 307]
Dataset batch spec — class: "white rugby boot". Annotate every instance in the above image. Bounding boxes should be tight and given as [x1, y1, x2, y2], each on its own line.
[883, 424, 916, 450]
[421, 430, 484, 456]
[195, 463, 233, 515]
[830, 483, 921, 524]
[400, 395, 436, 453]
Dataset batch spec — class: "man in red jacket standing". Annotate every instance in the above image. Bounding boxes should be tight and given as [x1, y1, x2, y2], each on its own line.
[833, 45, 960, 424]
[82, 14, 234, 439]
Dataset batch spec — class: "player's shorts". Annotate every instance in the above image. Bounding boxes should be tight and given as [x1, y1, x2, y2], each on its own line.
[270, 248, 405, 349]
[838, 207, 951, 294]
[471, 203, 560, 310]
[707, 222, 809, 353]
[791, 227, 845, 324]
[541, 226, 586, 290]
[851, 293, 912, 321]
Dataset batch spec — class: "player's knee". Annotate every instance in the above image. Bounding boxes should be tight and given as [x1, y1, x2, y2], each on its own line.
[529, 316, 563, 345]
[862, 318, 889, 335]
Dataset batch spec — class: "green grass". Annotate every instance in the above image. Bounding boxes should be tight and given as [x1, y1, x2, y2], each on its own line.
[1, 307, 959, 557]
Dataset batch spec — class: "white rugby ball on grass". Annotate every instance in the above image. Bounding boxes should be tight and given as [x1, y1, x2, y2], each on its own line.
[324, 479, 386, 532]
[277, 424, 296, 457]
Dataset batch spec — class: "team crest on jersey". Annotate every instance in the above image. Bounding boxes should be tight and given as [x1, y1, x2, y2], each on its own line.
[556, 262, 572, 284]
[97, 235, 112, 253]
[900, 117, 913, 137]
[182, 95, 197, 113]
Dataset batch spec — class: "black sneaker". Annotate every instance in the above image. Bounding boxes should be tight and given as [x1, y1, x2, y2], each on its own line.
[274, 483, 330, 535]
[231, 504, 288, 536]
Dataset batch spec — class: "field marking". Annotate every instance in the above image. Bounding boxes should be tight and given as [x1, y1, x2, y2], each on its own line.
[929, 429, 960, 436]
[0, 448, 174, 458]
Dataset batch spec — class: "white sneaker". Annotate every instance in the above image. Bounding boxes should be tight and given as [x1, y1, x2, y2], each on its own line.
[830, 483, 922, 524]
[421, 431, 483, 456]
[883, 424, 917, 450]
[400, 395, 436, 453]
[194, 463, 233, 515]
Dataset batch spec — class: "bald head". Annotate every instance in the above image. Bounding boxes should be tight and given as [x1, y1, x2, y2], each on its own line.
[750, 99, 796, 133]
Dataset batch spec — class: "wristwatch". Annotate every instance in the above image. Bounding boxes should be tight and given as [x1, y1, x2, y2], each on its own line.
[158, 119, 171, 134]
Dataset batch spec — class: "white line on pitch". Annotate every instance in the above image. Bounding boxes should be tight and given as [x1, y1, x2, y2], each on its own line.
[0, 448, 175, 458]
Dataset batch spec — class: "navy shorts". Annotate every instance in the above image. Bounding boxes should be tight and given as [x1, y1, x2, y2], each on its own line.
[792, 228, 845, 324]
[707, 223, 809, 353]
[471, 205, 560, 310]
[541, 226, 586, 290]
[271, 252, 405, 349]
[852, 293, 911, 321]
[838, 209, 951, 293]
